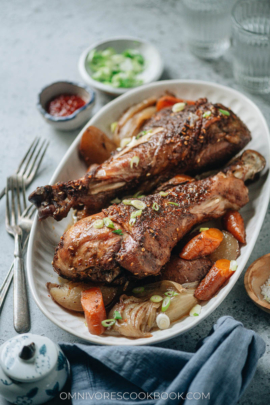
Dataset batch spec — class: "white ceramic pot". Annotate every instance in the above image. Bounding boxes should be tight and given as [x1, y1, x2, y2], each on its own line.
[0, 334, 69, 404]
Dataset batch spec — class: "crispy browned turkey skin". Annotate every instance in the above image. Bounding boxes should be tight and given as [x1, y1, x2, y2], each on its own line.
[29, 98, 251, 221]
[53, 150, 265, 283]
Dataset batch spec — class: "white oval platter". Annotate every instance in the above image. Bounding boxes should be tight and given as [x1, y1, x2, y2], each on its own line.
[27, 80, 270, 346]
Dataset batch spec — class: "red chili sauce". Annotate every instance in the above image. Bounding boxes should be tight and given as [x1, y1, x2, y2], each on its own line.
[47, 94, 86, 117]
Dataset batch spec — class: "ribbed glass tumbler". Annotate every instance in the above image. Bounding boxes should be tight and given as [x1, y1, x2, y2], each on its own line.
[231, 0, 270, 94]
[182, 0, 235, 59]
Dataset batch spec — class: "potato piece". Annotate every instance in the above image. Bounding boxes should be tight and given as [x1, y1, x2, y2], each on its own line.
[209, 231, 239, 262]
[79, 126, 116, 166]
[47, 281, 118, 312]
[161, 256, 212, 284]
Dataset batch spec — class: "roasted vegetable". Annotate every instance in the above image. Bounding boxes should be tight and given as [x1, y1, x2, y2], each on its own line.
[179, 228, 224, 260]
[106, 281, 198, 338]
[47, 280, 118, 312]
[209, 231, 239, 262]
[81, 288, 107, 335]
[223, 210, 246, 244]
[113, 97, 157, 145]
[79, 126, 116, 166]
[194, 259, 236, 301]
[161, 256, 212, 284]
[156, 96, 195, 111]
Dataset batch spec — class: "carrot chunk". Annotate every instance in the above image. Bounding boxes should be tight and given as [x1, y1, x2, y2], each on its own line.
[179, 228, 224, 260]
[223, 210, 246, 244]
[194, 259, 234, 301]
[81, 288, 107, 335]
[156, 96, 195, 111]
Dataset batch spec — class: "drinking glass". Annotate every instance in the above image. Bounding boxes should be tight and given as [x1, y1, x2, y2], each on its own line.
[182, 0, 236, 59]
[231, 0, 270, 94]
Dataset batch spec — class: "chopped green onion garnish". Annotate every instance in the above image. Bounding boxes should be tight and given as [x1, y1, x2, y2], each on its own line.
[164, 291, 179, 297]
[189, 304, 201, 317]
[113, 310, 122, 320]
[101, 319, 116, 327]
[131, 209, 142, 219]
[200, 227, 209, 232]
[203, 111, 211, 118]
[159, 191, 168, 197]
[131, 200, 146, 210]
[130, 156, 140, 169]
[150, 295, 163, 303]
[88, 47, 145, 89]
[133, 190, 142, 197]
[168, 202, 179, 206]
[93, 219, 104, 229]
[111, 197, 121, 204]
[172, 102, 186, 113]
[112, 229, 123, 236]
[219, 109, 230, 116]
[132, 286, 144, 293]
[230, 260, 238, 271]
[138, 195, 145, 199]
[156, 313, 170, 329]
[120, 137, 131, 148]
[104, 217, 115, 229]
[110, 122, 118, 133]
[152, 202, 159, 211]
[122, 199, 132, 205]
[161, 296, 171, 312]
[129, 218, 136, 226]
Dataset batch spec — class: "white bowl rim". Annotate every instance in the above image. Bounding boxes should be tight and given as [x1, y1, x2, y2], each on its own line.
[27, 79, 270, 346]
[37, 80, 96, 122]
[78, 36, 164, 95]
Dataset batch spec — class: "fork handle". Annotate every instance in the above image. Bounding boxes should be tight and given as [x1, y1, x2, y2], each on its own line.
[13, 234, 30, 333]
[0, 187, 5, 200]
[0, 262, 13, 311]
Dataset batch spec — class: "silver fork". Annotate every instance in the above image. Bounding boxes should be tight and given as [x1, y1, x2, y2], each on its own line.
[0, 137, 49, 200]
[5, 176, 31, 333]
[0, 204, 36, 313]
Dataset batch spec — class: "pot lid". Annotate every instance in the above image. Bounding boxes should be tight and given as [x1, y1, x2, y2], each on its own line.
[0, 334, 58, 383]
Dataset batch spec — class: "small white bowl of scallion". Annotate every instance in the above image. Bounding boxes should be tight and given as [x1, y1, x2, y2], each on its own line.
[78, 37, 163, 96]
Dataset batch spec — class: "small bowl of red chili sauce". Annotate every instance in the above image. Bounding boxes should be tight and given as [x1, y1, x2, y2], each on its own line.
[37, 81, 95, 131]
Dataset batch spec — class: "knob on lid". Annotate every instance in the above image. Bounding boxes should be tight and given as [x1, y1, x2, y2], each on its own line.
[0, 334, 58, 383]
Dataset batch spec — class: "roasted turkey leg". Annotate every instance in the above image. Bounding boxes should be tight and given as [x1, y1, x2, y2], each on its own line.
[53, 150, 265, 283]
[29, 98, 251, 221]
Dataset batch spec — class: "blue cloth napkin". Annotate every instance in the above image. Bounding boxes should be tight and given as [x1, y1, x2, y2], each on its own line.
[60, 316, 265, 405]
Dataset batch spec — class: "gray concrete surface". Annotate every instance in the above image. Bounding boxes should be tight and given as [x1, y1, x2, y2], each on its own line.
[0, 1, 269, 404]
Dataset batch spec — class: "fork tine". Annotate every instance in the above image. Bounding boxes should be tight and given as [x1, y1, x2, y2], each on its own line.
[22, 203, 34, 218]
[16, 137, 40, 175]
[25, 140, 49, 182]
[11, 178, 16, 226]
[21, 178, 27, 212]
[28, 205, 36, 219]
[15, 177, 22, 218]
[18, 138, 41, 177]
[5, 178, 10, 228]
